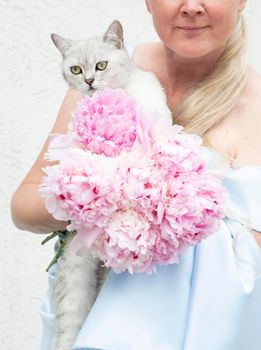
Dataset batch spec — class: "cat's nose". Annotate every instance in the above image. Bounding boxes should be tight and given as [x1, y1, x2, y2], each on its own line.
[85, 78, 94, 86]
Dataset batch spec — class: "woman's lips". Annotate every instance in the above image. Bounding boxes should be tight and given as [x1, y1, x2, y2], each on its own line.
[177, 26, 209, 34]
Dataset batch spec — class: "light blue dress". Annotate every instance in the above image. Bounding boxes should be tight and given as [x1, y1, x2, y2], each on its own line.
[39, 146, 261, 350]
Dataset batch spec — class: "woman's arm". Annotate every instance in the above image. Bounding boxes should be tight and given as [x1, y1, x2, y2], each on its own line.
[11, 89, 83, 234]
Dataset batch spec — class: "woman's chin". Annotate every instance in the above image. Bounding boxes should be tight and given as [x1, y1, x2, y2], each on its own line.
[171, 46, 217, 61]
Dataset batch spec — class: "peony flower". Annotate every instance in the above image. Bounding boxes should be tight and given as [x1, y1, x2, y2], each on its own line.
[70, 89, 143, 156]
[91, 209, 156, 274]
[40, 148, 120, 230]
[40, 88, 227, 274]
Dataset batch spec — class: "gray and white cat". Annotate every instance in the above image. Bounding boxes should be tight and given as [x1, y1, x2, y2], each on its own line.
[50, 20, 171, 350]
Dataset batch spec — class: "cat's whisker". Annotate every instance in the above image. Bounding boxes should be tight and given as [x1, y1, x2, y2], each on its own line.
[96, 81, 108, 90]
[76, 83, 89, 94]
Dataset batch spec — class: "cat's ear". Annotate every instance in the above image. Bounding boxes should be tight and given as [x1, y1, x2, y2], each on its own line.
[103, 20, 124, 49]
[51, 33, 73, 57]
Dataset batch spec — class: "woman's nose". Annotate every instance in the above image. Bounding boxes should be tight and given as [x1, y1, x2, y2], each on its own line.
[180, 0, 205, 16]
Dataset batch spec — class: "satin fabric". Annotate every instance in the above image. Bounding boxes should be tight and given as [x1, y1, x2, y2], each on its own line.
[39, 146, 261, 350]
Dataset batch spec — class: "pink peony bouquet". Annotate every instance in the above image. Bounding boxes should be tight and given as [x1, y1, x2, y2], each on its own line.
[39, 89, 227, 274]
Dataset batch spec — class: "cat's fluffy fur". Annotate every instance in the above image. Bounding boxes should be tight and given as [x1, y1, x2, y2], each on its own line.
[50, 20, 171, 350]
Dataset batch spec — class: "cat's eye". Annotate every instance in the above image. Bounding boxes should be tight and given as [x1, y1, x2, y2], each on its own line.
[96, 61, 108, 71]
[70, 66, 82, 75]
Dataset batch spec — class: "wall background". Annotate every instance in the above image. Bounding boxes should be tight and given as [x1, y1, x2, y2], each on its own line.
[1, 1, 260, 349]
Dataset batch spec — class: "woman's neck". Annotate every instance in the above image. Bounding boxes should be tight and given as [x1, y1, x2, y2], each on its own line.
[162, 44, 225, 107]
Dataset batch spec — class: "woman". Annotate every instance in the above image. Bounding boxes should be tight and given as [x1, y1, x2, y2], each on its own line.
[11, 0, 261, 349]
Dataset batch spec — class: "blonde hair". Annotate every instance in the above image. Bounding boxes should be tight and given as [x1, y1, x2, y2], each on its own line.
[173, 15, 248, 137]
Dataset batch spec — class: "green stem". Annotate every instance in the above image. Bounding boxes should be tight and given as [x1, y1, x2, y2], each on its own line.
[45, 230, 77, 272]
[45, 239, 66, 272]
[41, 231, 61, 245]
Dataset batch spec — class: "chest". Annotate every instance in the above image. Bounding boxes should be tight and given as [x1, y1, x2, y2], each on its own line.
[203, 99, 261, 168]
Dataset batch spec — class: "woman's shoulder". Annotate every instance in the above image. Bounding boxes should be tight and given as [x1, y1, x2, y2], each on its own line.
[243, 67, 261, 126]
[132, 42, 163, 71]
[246, 67, 261, 101]
[133, 42, 161, 55]
[230, 67, 261, 167]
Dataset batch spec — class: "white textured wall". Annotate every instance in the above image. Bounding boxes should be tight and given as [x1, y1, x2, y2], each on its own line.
[1, 1, 261, 349]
